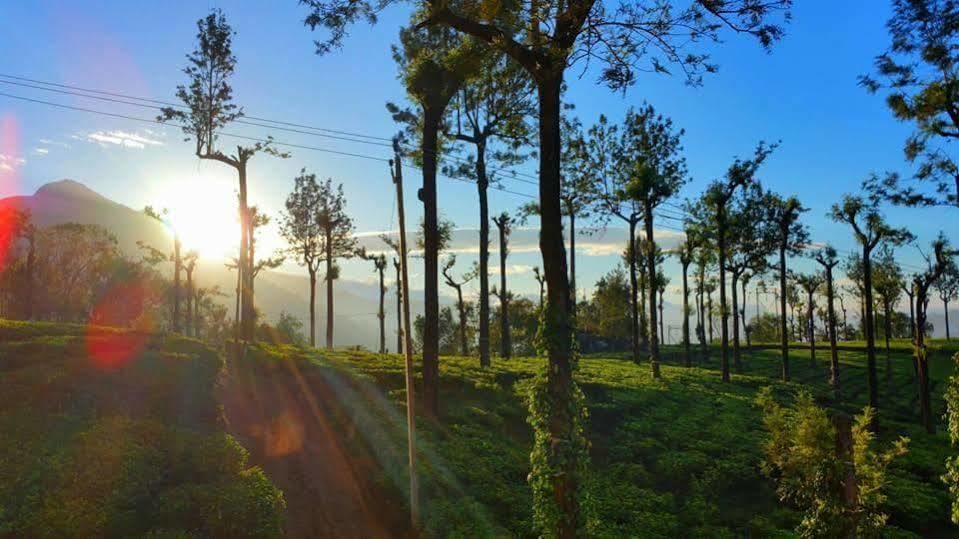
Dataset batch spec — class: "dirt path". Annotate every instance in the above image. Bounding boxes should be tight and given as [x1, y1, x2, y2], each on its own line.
[218, 355, 409, 538]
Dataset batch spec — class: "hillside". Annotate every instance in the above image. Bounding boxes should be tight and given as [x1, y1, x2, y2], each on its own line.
[0, 179, 413, 349]
[0, 320, 285, 537]
[241, 341, 959, 537]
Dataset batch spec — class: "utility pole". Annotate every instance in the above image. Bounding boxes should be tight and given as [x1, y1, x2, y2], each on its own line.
[390, 139, 419, 528]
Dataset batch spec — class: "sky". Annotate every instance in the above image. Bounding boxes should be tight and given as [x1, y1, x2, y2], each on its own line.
[1, 0, 957, 324]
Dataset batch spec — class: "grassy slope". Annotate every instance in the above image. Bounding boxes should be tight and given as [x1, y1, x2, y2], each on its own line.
[254, 339, 959, 538]
[0, 320, 285, 538]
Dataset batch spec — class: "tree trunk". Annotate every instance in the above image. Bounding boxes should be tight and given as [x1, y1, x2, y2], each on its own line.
[826, 268, 840, 397]
[536, 73, 580, 538]
[682, 261, 691, 367]
[644, 203, 660, 378]
[569, 212, 576, 315]
[421, 106, 441, 416]
[946, 298, 951, 340]
[627, 218, 640, 363]
[238, 164, 254, 341]
[457, 286, 468, 356]
[862, 245, 879, 431]
[807, 291, 816, 368]
[325, 231, 334, 350]
[498, 219, 511, 359]
[884, 299, 892, 386]
[779, 244, 789, 381]
[378, 266, 386, 354]
[477, 145, 491, 367]
[308, 269, 317, 347]
[173, 234, 181, 333]
[833, 413, 859, 537]
[731, 271, 741, 374]
[916, 300, 934, 433]
[718, 206, 730, 383]
[742, 278, 751, 349]
[707, 290, 714, 344]
[185, 268, 194, 336]
[234, 266, 240, 338]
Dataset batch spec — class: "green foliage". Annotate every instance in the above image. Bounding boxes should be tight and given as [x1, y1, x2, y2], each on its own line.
[0, 323, 285, 537]
[757, 388, 909, 537]
[943, 352, 959, 523]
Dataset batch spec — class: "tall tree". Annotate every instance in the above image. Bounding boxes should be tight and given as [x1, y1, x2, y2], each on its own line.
[248, 206, 285, 339]
[588, 115, 644, 361]
[874, 247, 905, 385]
[814, 246, 842, 396]
[726, 184, 775, 373]
[302, 0, 792, 530]
[143, 206, 183, 333]
[492, 211, 515, 358]
[442, 254, 478, 356]
[861, 0, 959, 209]
[533, 266, 546, 309]
[183, 251, 198, 337]
[389, 24, 479, 414]
[158, 9, 287, 341]
[446, 53, 534, 367]
[692, 142, 776, 382]
[315, 178, 358, 350]
[619, 104, 688, 378]
[676, 234, 696, 367]
[913, 234, 953, 433]
[766, 193, 809, 381]
[792, 272, 822, 369]
[360, 250, 390, 354]
[830, 194, 912, 430]
[281, 170, 324, 347]
[937, 261, 959, 340]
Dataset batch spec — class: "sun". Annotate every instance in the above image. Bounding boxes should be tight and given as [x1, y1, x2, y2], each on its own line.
[150, 175, 240, 260]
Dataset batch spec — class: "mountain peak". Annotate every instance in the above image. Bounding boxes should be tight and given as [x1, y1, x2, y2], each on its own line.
[34, 179, 109, 202]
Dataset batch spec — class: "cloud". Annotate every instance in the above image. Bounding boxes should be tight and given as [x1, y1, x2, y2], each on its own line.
[85, 129, 164, 150]
[354, 226, 686, 259]
[491, 264, 534, 276]
[32, 147, 49, 156]
[0, 154, 25, 172]
[37, 138, 71, 148]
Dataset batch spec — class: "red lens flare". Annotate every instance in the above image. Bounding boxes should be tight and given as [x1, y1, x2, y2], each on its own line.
[86, 279, 151, 371]
[0, 115, 23, 272]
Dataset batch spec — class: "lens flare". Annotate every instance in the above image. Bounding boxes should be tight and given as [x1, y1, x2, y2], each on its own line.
[86, 279, 150, 370]
[0, 115, 23, 271]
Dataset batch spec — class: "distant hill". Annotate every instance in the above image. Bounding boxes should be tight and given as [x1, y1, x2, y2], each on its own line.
[0, 179, 408, 349]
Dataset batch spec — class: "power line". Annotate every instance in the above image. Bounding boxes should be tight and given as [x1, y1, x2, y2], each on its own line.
[0, 90, 537, 200]
[0, 73, 544, 185]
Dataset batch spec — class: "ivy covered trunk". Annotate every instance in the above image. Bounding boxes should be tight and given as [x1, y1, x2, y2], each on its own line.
[527, 72, 586, 539]
[238, 164, 254, 342]
[378, 265, 386, 354]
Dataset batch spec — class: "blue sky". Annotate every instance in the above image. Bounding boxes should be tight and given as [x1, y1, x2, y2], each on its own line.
[0, 0, 955, 315]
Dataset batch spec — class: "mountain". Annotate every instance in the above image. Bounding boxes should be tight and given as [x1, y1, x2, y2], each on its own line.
[0, 179, 406, 349]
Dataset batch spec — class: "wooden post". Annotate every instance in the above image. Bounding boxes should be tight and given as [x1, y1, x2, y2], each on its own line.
[391, 139, 420, 527]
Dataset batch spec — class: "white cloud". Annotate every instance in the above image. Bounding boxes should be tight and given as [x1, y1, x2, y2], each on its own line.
[85, 129, 164, 150]
[32, 147, 49, 156]
[491, 264, 534, 276]
[0, 154, 26, 172]
[37, 138, 71, 148]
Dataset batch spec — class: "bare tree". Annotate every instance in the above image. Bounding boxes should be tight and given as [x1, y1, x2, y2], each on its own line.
[492, 211, 514, 358]
[158, 9, 287, 341]
[442, 254, 478, 356]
